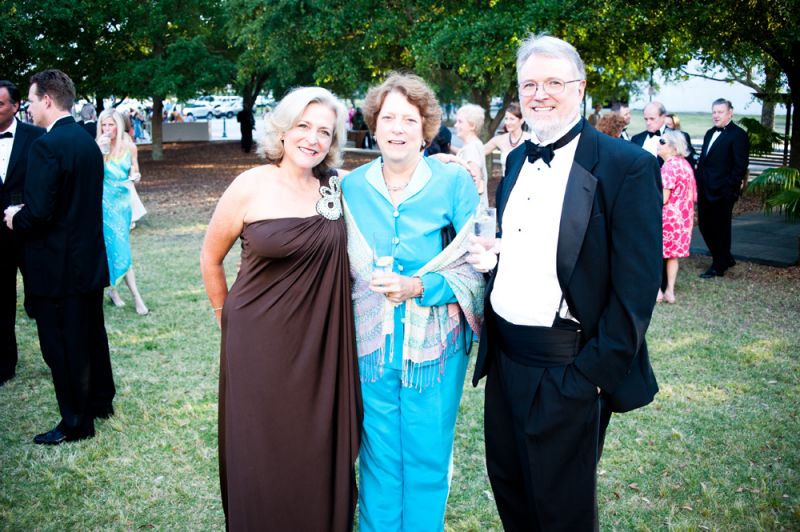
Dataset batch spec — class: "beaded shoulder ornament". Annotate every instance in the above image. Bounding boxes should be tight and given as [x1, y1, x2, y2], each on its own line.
[315, 174, 343, 220]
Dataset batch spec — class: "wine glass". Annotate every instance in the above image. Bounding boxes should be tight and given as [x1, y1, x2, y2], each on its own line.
[99, 133, 112, 155]
[372, 231, 394, 276]
[473, 207, 497, 251]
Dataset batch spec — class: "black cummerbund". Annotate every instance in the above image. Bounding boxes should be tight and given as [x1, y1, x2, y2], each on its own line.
[494, 313, 582, 367]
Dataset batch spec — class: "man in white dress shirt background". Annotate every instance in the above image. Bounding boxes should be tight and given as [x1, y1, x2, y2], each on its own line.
[0, 80, 44, 387]
[631, 101, 668, 159]
[695, 98, 749, 278]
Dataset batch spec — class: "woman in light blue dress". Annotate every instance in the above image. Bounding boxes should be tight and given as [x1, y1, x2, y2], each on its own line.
[342, 73, 484, 532]
[97, 109, 149, 315]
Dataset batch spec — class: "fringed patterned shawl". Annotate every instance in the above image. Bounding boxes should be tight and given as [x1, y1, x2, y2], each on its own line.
[344, 200, 485, 389]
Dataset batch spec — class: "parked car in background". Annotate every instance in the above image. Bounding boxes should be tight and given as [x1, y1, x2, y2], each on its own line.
[213, 97, 244, 119]
[181, 102, 216, 121]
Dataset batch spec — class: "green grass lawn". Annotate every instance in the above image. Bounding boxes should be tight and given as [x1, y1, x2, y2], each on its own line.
[1, 146, 798, 530]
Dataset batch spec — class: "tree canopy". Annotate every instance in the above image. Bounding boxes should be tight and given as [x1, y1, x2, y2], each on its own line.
[5, 0, 798, 165]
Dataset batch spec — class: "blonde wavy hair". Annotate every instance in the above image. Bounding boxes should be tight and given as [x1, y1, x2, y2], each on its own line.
[97, 109, 133, 159]
[257, 86, 347, 175]
[362, 73, 442, 148]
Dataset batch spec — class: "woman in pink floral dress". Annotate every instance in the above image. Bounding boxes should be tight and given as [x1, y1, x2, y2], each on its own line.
[657, 130, 697, 303]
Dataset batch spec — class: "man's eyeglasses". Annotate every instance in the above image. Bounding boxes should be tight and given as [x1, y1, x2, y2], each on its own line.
[518, 79, 583, 96]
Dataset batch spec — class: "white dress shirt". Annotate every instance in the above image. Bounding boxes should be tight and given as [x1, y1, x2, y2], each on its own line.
[490, 118, 581, 326]
[0, 118, 18, 183]
[641, 125, 666, 157]
[706, 129, 723, 153]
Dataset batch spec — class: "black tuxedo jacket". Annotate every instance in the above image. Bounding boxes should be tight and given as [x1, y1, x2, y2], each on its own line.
[0, 120, 45, 254]
[630, 129, 663, 167]
[473, 121, 662, 413]
[696, 121, 749, 202]
[78, 120, 97, 139]
[0, 120, 45, 210]
[630, 128, 697, 168]
[13, 116, 109, 297]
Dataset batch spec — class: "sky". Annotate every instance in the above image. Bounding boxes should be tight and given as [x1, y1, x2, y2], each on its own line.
[627, 60, 787, 115]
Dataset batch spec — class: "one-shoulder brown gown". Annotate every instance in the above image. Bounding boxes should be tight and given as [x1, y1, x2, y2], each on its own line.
[219, 213, 361, 531]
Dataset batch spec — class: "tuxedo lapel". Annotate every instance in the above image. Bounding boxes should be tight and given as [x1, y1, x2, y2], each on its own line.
[496, 144, 526, 235]
[556, 127, 598, 290]
[705, 128, 725, 157]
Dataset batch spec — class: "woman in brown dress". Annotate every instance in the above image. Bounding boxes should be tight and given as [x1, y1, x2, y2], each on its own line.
[200, 87, 361, 531]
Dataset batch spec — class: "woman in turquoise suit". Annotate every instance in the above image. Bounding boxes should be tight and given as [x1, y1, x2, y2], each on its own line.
[341, 73, 484, 531]
[96, 109, 149, 315]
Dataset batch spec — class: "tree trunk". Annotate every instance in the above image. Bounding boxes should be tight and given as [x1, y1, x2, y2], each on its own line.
[760, 61, 780, 129]
[95, 96, 104, 114]
[151, 96, 164, 161]
[485, 85, 517, 141]
[760, 101, 776, 130]
[241, 73, 267, 115]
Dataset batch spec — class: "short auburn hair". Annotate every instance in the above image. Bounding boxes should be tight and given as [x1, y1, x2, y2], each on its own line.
[362, 73, 441, 148]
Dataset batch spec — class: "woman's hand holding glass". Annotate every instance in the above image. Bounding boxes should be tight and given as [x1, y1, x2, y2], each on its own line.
[370, 231, 422, 304]
[370, 272, 422, 305]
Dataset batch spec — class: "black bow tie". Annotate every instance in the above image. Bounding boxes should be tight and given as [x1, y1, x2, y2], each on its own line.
[647, 130, 661, 138]
[713, 126, 725, 133]
[0, 132, 12, 139]
[524, 119, 584, 167]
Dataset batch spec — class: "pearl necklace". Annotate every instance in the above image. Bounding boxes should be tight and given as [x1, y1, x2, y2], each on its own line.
[382, 165, 411, 192]
[508, 130, 523, 148]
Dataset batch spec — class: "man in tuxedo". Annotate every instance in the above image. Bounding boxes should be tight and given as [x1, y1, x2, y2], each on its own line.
[468, 35, 662, 530]
[78, 103, 97, 138]
[236, 108, 255, 153]
[632, 102, 697, 166]
[0, 80, 45, 386]
[4, 70, 114, 444]
[631, 101, 668, 158]
[695, 98, 749, 278]
[618, 103, 632, 140]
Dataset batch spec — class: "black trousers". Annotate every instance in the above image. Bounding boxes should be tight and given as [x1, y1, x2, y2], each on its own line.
[0, 230, 24, 380]
[484, 316, 603, 532]
[240, 124, 253, 153]
[29, 290, 115, 434]
[698, 194, 735, 271]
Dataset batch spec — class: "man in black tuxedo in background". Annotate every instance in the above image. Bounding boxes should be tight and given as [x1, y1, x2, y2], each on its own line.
[695, 98, 749, 278]
[631, 101, 668, 159]
[4, 70, 114, 444]
[632, 102, 697, 167]
[0, 80, 45, 386]
[618, 103, 632, 140]
[78, 103, 97, 138]
[236, 108, 255, 153]
[468, 35, 661, 531]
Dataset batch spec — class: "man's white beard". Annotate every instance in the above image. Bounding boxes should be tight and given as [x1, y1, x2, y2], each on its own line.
[526, 115, 571, 144]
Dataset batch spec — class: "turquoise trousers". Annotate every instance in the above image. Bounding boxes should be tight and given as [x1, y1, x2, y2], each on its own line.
[358, 352, 469, 532]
